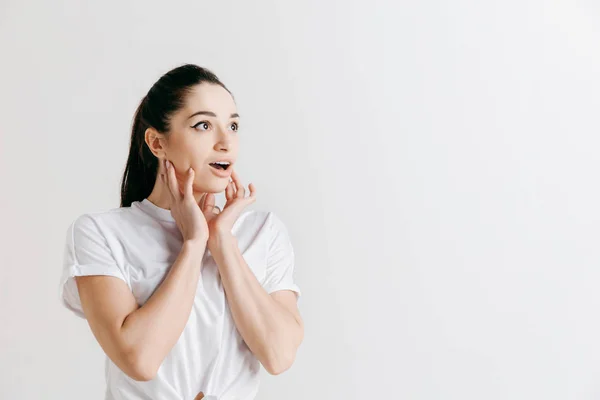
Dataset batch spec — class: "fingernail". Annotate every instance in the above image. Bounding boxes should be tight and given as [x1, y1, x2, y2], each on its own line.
[165, 160, 170, 170]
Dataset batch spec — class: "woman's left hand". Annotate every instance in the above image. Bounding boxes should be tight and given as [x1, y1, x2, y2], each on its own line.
[203, 168, 256, 245]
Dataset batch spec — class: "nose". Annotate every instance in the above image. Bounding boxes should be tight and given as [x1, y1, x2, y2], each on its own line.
[214, 126, 232, 150]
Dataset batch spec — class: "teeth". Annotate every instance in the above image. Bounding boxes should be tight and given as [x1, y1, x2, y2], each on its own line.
[213, 161, 230, 165]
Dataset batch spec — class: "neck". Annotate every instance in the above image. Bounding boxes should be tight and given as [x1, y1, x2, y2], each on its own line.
[146, 175, 206, 210]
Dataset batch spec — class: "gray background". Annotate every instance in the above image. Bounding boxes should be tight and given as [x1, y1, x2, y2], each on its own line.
[1, 0, 600, 399]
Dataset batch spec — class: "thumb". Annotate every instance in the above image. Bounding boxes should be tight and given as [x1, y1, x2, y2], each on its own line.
[201, 193, 216, 213]
[198, 193, 207, 209]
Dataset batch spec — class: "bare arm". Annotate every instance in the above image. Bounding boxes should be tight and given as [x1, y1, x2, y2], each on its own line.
[76, 239, 206, 381]
[73, 161, 212, 381]
[208, 233, 304, 375]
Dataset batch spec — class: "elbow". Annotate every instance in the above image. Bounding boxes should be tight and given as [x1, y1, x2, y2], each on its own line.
[122, 348, 160, 382]
[262, 349, 297, 376]
[129, 366, 158, 382]
[262, 323, 304, 375]
[264, 358, 293, 376]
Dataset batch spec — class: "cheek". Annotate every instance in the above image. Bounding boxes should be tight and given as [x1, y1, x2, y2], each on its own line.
[169, 138, 209, 169]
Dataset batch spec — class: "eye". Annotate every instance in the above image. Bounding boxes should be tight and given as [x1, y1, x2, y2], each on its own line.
[230, 122, 239, 131]
[192, 121, 210, 131]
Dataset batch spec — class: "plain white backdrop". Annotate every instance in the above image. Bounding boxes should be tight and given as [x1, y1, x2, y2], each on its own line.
[1, 0, 600, 399]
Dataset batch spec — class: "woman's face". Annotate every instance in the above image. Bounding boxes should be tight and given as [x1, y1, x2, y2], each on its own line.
[156, 82, 240, 195]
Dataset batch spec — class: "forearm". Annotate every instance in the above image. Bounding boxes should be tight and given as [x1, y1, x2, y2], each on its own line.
[121, 240, 206, 375]
[209, 233, 301, 373]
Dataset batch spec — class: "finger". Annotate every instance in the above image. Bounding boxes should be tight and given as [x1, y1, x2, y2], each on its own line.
[162, 161, 175, 201]
[241, 182, 256, 204]
[231, 169, 245, 198]
[225, 181, 234, 202]
[227, 182, 256, 211]
[160, 173, 173, 201]
[165, 160, 180, 199]
[248, 182, 257, 199]
[198, 192, 208, 209]
[203, 193, 216, 213]
[183, 168, 195, 200]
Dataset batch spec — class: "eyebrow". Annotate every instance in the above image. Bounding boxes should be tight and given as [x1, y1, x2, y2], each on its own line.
[187, 111, 240, 120]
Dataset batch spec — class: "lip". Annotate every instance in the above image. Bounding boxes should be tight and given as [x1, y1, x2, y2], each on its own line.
[208, 163, 233, 178]
[208, 158, 235, 164]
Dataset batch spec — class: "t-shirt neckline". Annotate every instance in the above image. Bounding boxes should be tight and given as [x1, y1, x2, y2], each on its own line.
[138, 198, 175, 222]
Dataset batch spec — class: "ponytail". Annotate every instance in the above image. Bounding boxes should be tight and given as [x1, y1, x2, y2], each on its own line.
[120, 97, 158, 207]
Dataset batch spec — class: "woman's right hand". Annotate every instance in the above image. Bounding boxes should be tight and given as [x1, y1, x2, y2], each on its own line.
[162, 159, 209, 243]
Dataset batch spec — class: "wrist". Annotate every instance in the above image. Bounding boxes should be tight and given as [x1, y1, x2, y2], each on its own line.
[207, 231, 236, 248]
[183, 237, 208, 254]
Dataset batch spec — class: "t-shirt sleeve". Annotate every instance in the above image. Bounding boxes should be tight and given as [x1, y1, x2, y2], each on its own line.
[59, 214, 130, 319]
[262, 211, 301, 298]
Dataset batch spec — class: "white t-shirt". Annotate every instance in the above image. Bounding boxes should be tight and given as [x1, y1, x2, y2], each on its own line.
[59, 198, 301, 400]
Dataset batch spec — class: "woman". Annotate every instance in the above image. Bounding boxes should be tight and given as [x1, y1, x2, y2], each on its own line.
[59, 64, 304, 400]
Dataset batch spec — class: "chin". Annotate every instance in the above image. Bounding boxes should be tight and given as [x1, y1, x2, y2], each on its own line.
[195, 177, 231, 193]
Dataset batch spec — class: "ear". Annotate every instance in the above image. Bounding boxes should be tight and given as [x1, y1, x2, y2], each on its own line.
[144, 127, 167, 158]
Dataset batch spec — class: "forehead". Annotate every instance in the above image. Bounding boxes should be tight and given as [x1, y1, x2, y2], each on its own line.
[182, 82, 236, 116]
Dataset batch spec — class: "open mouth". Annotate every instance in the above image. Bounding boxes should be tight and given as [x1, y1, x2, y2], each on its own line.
[209, 162, 231, 171]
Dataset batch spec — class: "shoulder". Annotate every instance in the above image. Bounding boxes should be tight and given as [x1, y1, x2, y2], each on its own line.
[67, 206, 137, 238]
[234, 209, 288, 232]
[230, 209, 290, 244]
[234, 210, 294, 253]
